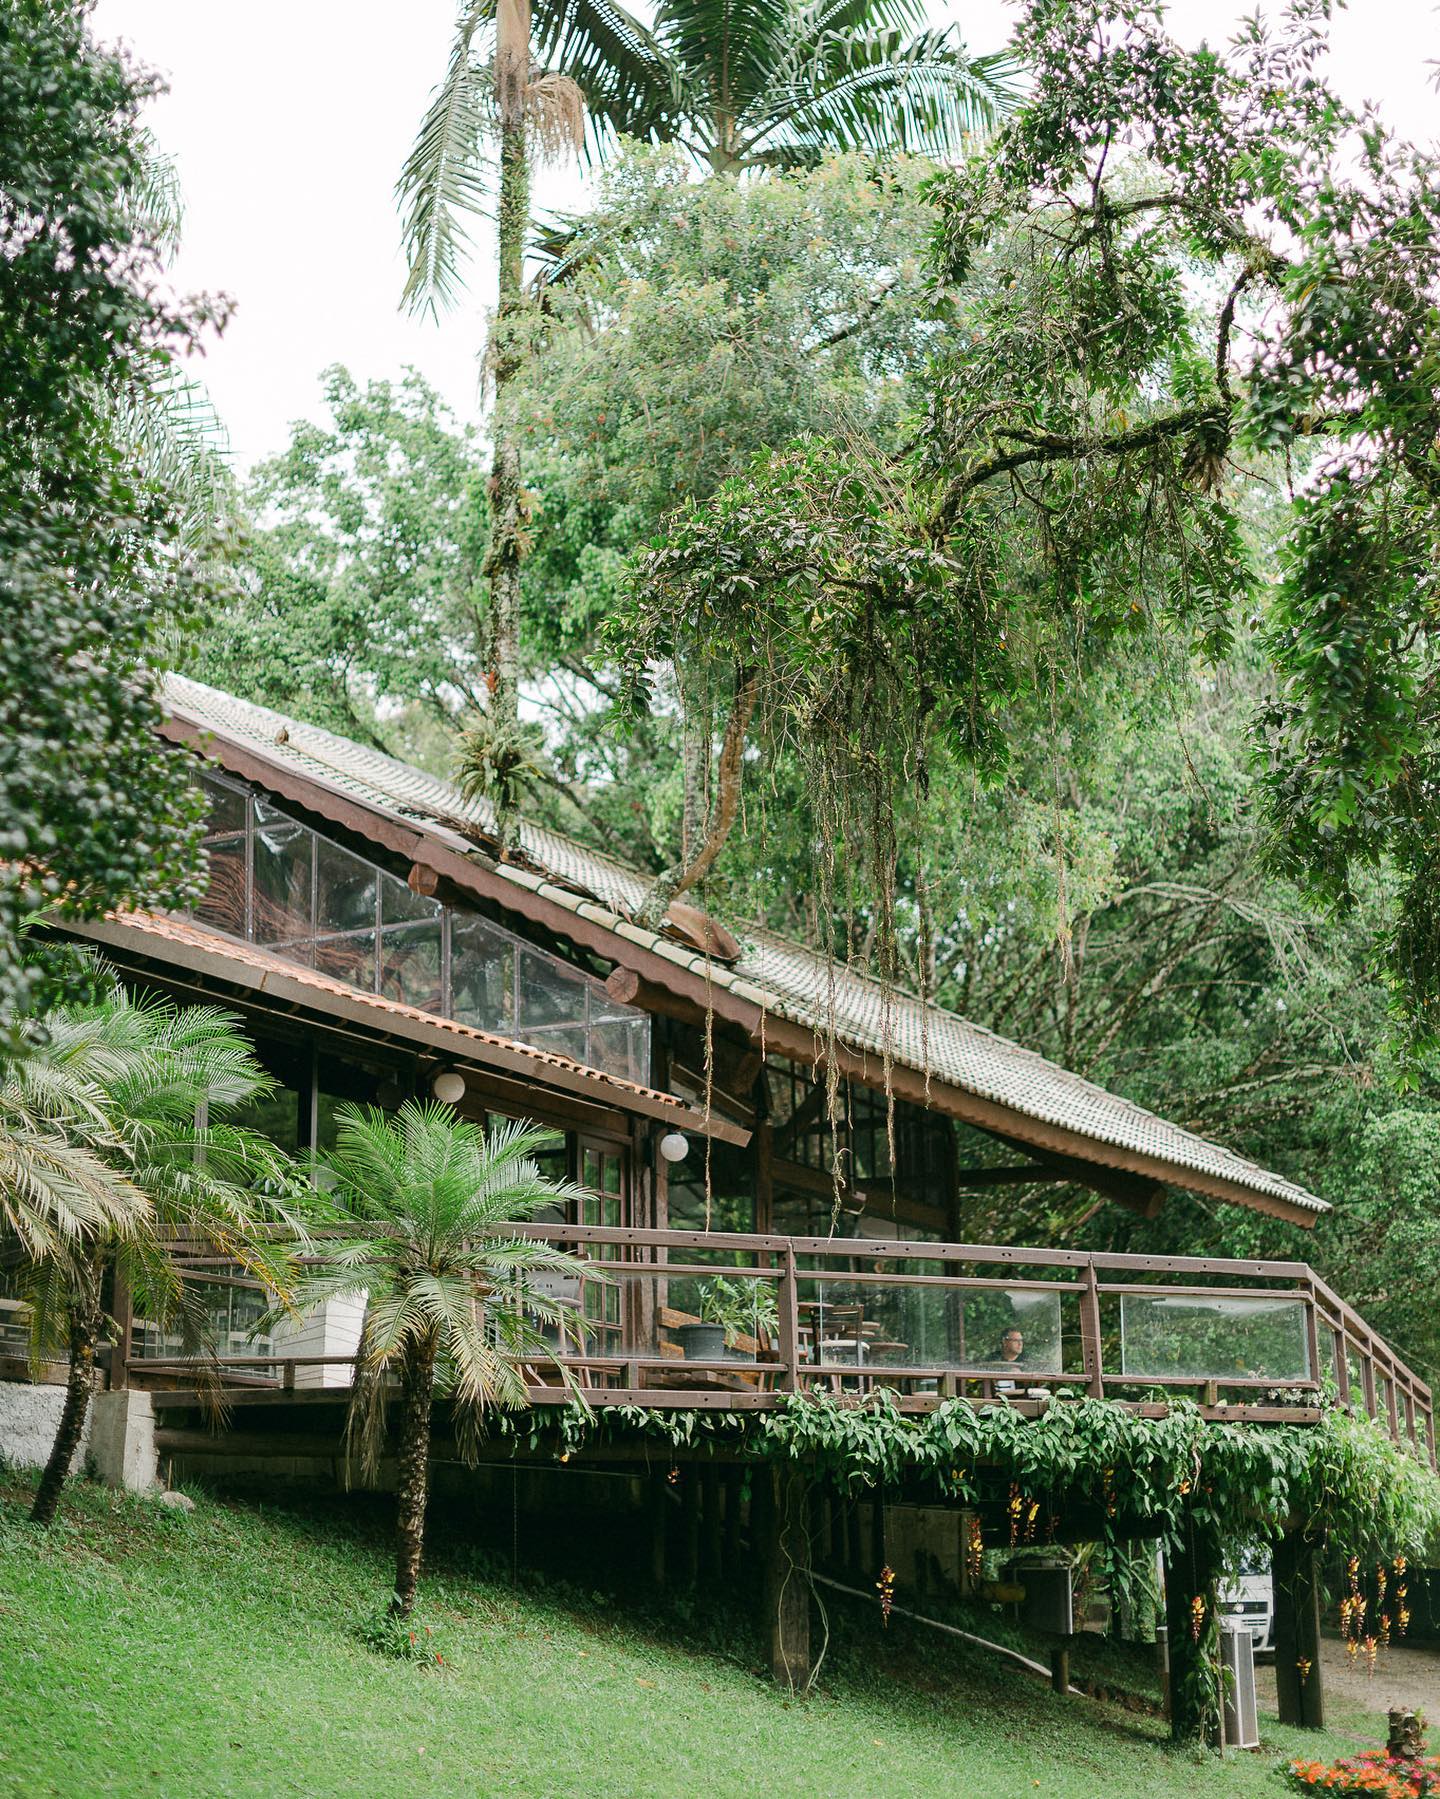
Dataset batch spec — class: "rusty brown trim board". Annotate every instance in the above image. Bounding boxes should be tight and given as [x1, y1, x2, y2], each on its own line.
[163, 712, 1319, 1228]
[62, 911, 748, 1148]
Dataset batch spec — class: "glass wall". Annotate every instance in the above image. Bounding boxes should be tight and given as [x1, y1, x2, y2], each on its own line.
[189, 770, 650, 1083]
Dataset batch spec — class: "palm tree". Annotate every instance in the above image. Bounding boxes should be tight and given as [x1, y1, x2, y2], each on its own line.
[290, 1103, 595, 1619]
[5, 993, 302, 1526]
[398, 0, 1014, 838]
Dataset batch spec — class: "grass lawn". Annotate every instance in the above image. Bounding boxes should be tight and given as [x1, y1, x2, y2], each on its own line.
[0, 1472, 1399, 1799]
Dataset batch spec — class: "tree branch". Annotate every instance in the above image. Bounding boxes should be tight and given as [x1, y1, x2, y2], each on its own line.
[635, 667, 758, 930]
[928, 406, 1224, 541]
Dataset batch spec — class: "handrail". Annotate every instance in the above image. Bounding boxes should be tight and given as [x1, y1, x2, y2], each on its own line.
[123, 1223, 1434, 1462]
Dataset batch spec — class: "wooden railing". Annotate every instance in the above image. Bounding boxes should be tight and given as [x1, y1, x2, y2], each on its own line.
[116, 1226, 1435, 1463]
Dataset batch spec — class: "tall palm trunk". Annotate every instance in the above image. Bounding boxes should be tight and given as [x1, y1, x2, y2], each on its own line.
[390, 1331, 439, 1618]
[484, 0, 533, 851]
[31, 1254, 103, 1527]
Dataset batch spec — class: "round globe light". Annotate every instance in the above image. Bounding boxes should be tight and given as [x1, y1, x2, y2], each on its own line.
[431, 1069, 467, 1106]
[658, 1130, 690, 1164]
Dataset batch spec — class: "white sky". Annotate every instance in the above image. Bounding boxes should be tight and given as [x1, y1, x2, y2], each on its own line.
[93, 0, 1440, 468]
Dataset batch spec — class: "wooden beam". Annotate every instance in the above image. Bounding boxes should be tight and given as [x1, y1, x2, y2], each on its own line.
[1273, 1530, 1325, 1729]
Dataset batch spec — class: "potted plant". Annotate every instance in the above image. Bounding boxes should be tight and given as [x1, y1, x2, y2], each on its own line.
[677, 1275, 779, 1361]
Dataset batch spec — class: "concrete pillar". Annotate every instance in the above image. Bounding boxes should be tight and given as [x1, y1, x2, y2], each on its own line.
[1273, 1530, 1325, 1729]
[88, 1390, 158, 1493]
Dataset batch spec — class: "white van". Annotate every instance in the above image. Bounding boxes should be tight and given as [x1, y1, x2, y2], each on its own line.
[1219, 1550, 1275, 1656]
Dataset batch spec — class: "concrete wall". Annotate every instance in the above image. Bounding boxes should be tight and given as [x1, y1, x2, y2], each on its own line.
[0, 1381, 88, 1472]
[88, 1390, 158, 1493]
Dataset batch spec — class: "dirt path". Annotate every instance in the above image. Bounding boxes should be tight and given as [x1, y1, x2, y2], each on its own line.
[1257, 1634, 1440, 1724]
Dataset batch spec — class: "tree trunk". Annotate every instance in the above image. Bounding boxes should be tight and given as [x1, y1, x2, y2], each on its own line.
[390, 1334, 439, 1618]
[31, 1287, 101, 1528]
[483, 0, 533, 852]
[637, 667, 758, 929]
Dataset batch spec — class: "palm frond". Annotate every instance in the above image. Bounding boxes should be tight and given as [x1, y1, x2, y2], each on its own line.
[741, 31, 1018, 163]
[536, 0, 676, 155]
[399, 1, 499, 319]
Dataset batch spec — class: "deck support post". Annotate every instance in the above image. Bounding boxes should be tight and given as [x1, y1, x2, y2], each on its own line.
[647, 1474, 668, 1589]
[701, 1463, 722, 1584]
[1050, 1642, 1070, 1695]
[1163, 1514, 1224, 1747]
[722, 1467, 744, 1578]
[871, 1484, 887, 1579]
[680, 1468, 701, 1589]
[1273, 1529, 1325, 1730]
[847, 1499, 864, 1576]
[762, 1466, 813, 1691]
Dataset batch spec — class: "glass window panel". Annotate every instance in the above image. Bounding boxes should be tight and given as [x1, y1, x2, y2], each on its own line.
[268, 937, 315, 972]
[233, 1085, 300, 1155]
[518, 948, 589, 1050]
[379, 919, 444, 1011]
[588, 1014, 650, 1083]
[200, 772, 247, 837]
[381, 868, 442, 927]
[313, 930, 378, 991]
[195, 832, 247, 937]
[450, 913, 517, 1037]
[1119, 1293, 1310, 1383]
[667, 1141, 754, 1245]
[253, 812, 314, 944]
[315, 835, 377, 937]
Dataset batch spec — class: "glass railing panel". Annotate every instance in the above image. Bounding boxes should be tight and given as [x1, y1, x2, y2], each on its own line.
[450, 913, 518, 1036]
[1118, 1293, 1311, 1383]
[793, 1275, 1067, 1377]
[312, 928, 377, 991]
[314, 831, 375, 937]
[196, 830, 247, 936]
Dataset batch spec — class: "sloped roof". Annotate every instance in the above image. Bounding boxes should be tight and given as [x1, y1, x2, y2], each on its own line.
[65, 907, 733, 1139]
[160, 675, 1329, 1224]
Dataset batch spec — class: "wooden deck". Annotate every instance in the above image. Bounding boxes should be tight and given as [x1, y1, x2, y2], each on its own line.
[115, 1226, 1436, 1458]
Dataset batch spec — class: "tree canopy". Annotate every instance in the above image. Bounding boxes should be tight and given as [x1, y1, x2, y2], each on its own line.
[620, 0, 1440, 1055]
[0, 2, 225, 1025]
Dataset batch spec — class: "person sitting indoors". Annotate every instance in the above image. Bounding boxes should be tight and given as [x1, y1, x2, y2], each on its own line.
[993, 1327, 1025, 1393]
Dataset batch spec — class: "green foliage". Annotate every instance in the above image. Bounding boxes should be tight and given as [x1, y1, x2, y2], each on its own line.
[605, 0, 1440, 1049]
[0, 1, 225, 1023]
[295, 1107, 595, 1474]
[694, 1274, 779, 1345]
[5, 989, 303, 1363]
[519, 148, 939, 657]
[200, 366, 489, 763]
[557, 1393, 1440, 1566]
[356, 1605, 445, 1664]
